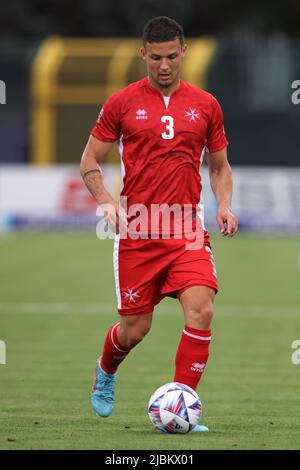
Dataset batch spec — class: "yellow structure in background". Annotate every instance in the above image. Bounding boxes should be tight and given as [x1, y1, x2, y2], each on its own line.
[31, 37, 217, 165]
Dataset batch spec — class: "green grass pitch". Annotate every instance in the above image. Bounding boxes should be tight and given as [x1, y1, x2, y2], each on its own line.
[0, 232, 300, 450]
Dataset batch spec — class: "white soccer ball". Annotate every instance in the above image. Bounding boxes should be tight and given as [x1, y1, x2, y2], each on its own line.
[148, 382, 202, 433]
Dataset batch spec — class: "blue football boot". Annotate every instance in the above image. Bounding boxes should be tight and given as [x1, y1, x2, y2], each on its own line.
[90, 360, 116, 417]
[191, 424, 209, 432]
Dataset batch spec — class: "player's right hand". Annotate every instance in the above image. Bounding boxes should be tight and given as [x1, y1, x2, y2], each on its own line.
[101, 200, 128, 235]
[217, 205, 238, 237]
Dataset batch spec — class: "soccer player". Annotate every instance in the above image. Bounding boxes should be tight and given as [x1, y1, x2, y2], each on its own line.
[80, 16, 238, 431]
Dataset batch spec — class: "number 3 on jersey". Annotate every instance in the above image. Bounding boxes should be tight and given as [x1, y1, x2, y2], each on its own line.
[161, 115, 174, 140]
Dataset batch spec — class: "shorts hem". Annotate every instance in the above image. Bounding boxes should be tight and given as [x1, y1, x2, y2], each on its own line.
[118, 304, 154, 316]
[176, 282, 218, 299]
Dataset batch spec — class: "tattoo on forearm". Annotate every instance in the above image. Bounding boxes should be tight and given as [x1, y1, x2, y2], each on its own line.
[82, 168, 101, 179]
[82, 171, 106, 203]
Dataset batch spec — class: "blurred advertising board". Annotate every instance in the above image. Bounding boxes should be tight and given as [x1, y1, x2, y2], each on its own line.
[0, 165, 299, 232]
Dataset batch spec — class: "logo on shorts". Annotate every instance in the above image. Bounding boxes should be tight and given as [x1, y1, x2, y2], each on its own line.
[205, 246, 217, 278]
[123, 287, 140, 303]
[191, 362, 205, 373]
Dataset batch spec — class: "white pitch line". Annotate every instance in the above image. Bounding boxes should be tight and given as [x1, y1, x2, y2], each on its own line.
[0, 302, 113, 315]
[217, 305, 300, 317]
[0, 302, 299, 316]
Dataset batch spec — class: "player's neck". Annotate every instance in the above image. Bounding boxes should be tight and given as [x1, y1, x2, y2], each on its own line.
[148, 76, 181, 97]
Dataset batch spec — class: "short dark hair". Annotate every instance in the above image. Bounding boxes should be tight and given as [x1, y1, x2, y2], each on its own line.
[142, 16, 185, 47]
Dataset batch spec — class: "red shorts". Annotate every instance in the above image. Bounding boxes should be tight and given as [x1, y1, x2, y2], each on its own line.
[113, 233, 218, 316]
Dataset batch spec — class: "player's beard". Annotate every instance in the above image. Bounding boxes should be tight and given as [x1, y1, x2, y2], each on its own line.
[154, 70, 180, 91]
[158, 77, 173, 88]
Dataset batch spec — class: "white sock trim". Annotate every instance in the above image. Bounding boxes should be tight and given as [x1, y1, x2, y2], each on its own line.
[183, 329, 211, 341]
[111, 323, 128, 353]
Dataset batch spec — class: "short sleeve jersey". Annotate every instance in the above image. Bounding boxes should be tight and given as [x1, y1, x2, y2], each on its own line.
[91, 77, 228, 234]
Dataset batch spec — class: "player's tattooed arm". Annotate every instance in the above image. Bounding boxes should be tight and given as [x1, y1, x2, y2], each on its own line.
[80, 136, 114, 205]
[80, 135, 127, 233]
[206, 147, 238, 237]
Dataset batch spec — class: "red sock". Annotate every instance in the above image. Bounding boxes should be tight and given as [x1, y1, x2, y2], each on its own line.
[174, 326, 211, 390]
[100, 323, 131, 374]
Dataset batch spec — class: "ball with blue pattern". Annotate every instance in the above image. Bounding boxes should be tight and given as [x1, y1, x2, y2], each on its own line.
[148, 382, 202, 433]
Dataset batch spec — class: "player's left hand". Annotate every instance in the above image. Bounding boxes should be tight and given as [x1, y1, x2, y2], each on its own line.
[217, 205, 238, 237]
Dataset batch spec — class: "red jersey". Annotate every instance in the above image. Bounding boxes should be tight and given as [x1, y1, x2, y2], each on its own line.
[91, 77, 228, 235]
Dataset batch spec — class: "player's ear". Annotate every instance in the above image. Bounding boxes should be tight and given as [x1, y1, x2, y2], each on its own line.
[140, 47, 146, 61]
[182, 43, 187, 57]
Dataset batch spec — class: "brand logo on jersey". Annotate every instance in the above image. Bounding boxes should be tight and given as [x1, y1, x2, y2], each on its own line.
[123, 287, 140, 303]
[185, 108, 200, 122]
[136, 109, 148, 120]
[191, 362, 206, 373]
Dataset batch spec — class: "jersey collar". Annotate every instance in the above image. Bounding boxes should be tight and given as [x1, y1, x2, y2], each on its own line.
[144, 76, 184, 99]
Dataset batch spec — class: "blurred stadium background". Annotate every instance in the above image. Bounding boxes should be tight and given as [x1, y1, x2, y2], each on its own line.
[0, 0, 300, 450]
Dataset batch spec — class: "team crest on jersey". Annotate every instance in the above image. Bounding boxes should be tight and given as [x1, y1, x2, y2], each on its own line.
[136, 109, 148, 120]
[185, 108, 200, 122]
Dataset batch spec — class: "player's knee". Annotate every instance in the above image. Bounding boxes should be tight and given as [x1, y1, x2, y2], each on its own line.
[200, 304, 214, 325]
[187, 303, 214, 329]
